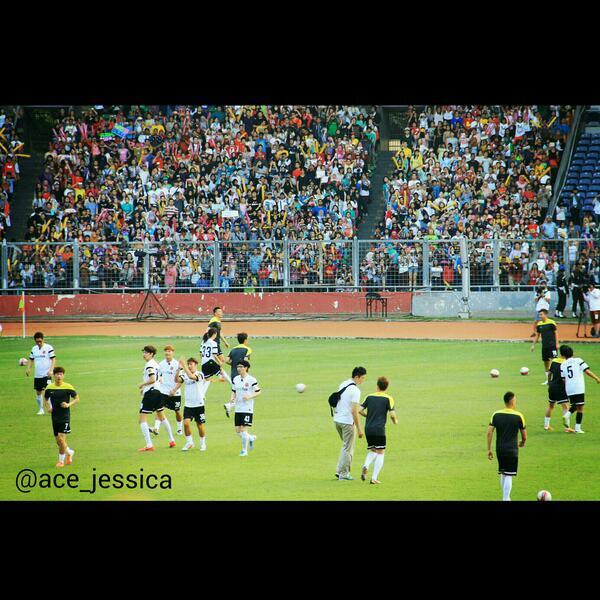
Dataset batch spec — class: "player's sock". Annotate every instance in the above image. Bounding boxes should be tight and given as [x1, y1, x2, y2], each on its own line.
[544, 417, 551, 428]
[372, 454, 385, 480]
[59, 453, 66, 463]
[502, 475, 512, 501]
[140, 422, 153, 447]
[185, 435, 193, 445]
[241, 431, 249, 452]
[200, 436, 206, 448]
[36, 395, 43, 410]
[364, 451, 377, 470]
[220, 369, 232, 384]
[176, 420, 183, 434]
[67, 447, 74, 456]
[154, 418, 161, 432]
[160, 418, 175, 442]
[500, 474, 505, 491]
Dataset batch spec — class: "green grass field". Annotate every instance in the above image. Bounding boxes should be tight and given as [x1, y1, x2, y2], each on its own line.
[1, 335, 599, 501]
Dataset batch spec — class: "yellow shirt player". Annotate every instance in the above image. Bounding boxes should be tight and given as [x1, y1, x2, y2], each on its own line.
[208, 306, 229, 350]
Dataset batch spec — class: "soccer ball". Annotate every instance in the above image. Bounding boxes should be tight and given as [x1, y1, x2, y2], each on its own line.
[295, 383, 306, 393]
[18, 358, 28, 367]
[520, 367, 530, 376]
[537, 490, 552, 501]
[490, 369, 500, 378]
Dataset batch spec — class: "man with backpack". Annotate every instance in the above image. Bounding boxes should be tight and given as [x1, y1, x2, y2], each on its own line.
[331, 366, 367, 480]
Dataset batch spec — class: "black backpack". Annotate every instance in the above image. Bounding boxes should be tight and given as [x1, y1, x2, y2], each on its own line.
[328, 382, 356, 416]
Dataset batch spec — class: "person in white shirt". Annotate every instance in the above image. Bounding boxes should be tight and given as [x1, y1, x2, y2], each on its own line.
[230, 360, 261, 457]
[559, 345, 600, 433]
[26, 331, 56, 415]
[138, 345, 175, 452]
[152, 345, 183, 437]
[333, 366, 366, 480]
[584, 282, 600, 337]
[172, 357, 208, 451]
[200, 327, 233, 415]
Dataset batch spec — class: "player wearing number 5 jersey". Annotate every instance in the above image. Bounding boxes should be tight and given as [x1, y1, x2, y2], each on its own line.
[559, 345, 600, 434]
[231, 360, 261, 457]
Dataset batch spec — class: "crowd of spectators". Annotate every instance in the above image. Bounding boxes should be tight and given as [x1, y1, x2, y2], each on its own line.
[0, 106, 26, 242]
[7, 105, 379, 290]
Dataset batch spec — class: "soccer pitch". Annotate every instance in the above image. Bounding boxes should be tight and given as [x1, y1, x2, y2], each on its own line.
[2, 335, 599, 501]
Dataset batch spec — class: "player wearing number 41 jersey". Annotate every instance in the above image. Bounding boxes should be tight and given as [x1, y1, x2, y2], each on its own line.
[231, 360, 261, 456]
[559, 345, 600, 434]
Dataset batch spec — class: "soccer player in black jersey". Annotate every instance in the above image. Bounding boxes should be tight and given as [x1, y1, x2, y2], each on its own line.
[487, 392, 527, 501]
[530, 309, 559, 385]
[43, 366, 79, 468]
[544, 355, 574, 432]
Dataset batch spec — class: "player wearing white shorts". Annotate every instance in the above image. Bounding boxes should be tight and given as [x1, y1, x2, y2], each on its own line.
[172, 357, 208, 451]
[25, 331, 56, 414]
[231, 360, 261, 457]
[559, 345, 600, 434]
[152, 345, 183, 436]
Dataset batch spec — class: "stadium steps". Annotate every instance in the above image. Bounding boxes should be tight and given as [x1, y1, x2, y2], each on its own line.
[357, 150, 395, 239]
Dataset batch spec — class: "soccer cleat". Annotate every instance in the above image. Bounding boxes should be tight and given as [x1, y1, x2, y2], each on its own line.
[339, 473, 354, 480]
[541, 381, 548, 385]
[564, 427, 576, 433]
[37, 409, 45, 415]
[66, 450, 75, 464]
[138, 446, 155, 452]
[200, 445, 207, 451]
[334, 473, 340, 479]
[181, 442, 194, 451]
[55, 461, 65, 468]
[575, 429, 586, 434]
[370, 479, 381, 485]
[223, 403, 230, 418]
[176, 428, 183, 436]
[169, 441, 176, 448]
[240, 450, 248, 457]
[361, 466, 368, 481]
[149, 427, 159, 436]
[543, 425, 553, 431]
[249, 435, 256, 450]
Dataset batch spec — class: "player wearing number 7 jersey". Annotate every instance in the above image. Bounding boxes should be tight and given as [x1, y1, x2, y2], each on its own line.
[559, 345, 600, 433]
[231, 360, 261, 457]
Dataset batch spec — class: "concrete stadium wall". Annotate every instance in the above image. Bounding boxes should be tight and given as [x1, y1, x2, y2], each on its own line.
[0, 292, 412, 319]
[412, 291, 555, 319]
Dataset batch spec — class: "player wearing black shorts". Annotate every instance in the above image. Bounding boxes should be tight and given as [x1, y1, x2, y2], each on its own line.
[531, 309, 559, 385]
[544, 356, 573, 432]
[359, 376, 398, 485]
[487, 391, 527, 501]
[231, 360, 261, 456]
[43, 366, 79, 468]
[26, 331, 56, 415]
[138, 345, 175, 452]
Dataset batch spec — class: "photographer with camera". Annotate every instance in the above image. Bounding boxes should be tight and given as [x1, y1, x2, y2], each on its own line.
[583, 281, 600, 338]
[531, 281, 551, 338]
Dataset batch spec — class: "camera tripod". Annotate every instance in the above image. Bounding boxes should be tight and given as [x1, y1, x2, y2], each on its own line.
[135, 288, 172, 320]
[576, 310, 588, 338]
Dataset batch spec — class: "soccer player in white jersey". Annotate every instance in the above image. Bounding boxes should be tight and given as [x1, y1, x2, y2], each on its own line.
[171, 357, 208, 451]
[231, 360, 261, 456]
[152, 345, 184, 437]
[200, 327, 233, 414]
[25, 331, 56, 415]
[559, 344, 600, 434]
[138, 345, 176, 451]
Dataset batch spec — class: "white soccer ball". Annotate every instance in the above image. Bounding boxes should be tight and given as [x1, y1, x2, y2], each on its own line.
[537, 490, 552, 502]
[295, 383, 306, 393]
[18, 358, 28, 367]
[520, 367, 530, 376]
[490, 369, 500, 378]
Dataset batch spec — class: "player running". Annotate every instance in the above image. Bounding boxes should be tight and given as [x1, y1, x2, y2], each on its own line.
[26, 331, 56, 414]
[201, 327, 233, 413]
[171, 357, 208, 451]
[231, 360, 261, 457]
[223, 332, 253, 417]
[43, 366, 79, 468]
[151, 345, 183, 437]
[560, 345, 600, 434]
[487, 391, 527, 501]
[544, 353, 574, 432]
[359, 377, 398, 485]
[530, 309, 559, 385]
[138, 345, 175, 452]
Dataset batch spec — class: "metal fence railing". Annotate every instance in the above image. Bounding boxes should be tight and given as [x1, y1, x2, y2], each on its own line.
[1, 238, 596, 295]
